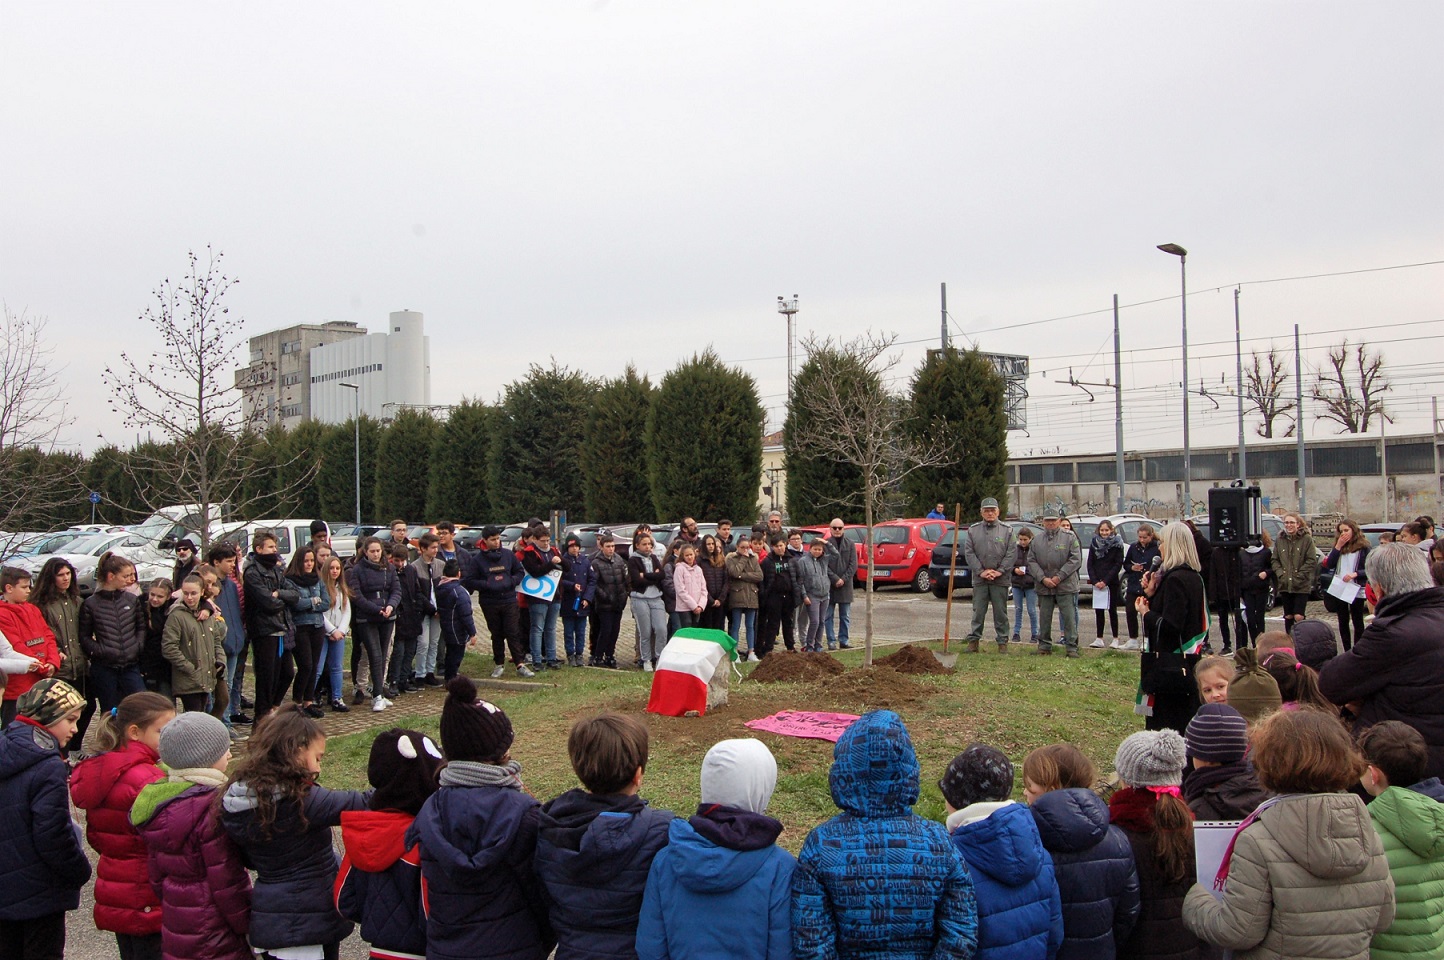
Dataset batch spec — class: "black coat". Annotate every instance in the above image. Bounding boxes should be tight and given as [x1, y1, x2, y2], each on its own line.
[1124, 542, 1161, 600]
[1088, 540, 1125, 590]
[1319, 586, 1444, 780]
[1182, 761, 1270, 822]
[1110, 791, 1201, 960]
[589, 553, 631, 612]
[1030, 788, 1140, 960]
[627, 553, 665, 595]
[1141, 566, 1206, 735]
[759, 553, 794, 607]
[347, 558, 401, 624]
[243, 556, 299, 637]
[396, 562, 438, 641]
[0, 719, 92, 920]
[1207, 546, 1242, 607]
[78, 587, 148, 668]
[463, 548, 524, 608]
[1238, 546, 1273, 595]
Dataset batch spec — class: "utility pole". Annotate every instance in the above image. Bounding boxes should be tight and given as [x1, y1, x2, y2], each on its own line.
[1235, 287, 1246, 483]
[777, 295, 799, 397]
[1113, 294, 1126, 513]
[1434, 396, 1441, 512]
[1380, 414, 1389, 523]
[1295, 324, 1306, 514]
[941, 282, 949, 350]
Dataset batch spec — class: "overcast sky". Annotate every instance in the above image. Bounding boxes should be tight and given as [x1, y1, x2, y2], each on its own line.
[3, 1, 1441, 459]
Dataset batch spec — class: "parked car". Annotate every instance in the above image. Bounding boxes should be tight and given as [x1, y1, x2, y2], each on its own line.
[329, 523, 386, 559]
[454, 526, 487, 552]
[1360, 522, 1404, 548]
[214, 519, 322, 566]
[928, 521, 1044, 599]
[861, 519, 955, 592]
[24, 531, 171, 597]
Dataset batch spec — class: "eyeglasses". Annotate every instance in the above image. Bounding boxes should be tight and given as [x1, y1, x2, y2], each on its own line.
[830, 526, 844, 531]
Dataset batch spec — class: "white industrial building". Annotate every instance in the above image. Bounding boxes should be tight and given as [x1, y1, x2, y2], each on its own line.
[309, 310, 432, 424]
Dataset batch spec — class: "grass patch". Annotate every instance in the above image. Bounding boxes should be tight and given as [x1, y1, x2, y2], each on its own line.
[321, 642, 1145, 853]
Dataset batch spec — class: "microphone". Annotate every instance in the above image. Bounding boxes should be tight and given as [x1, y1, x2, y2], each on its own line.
[1149, 556, 1162, 572]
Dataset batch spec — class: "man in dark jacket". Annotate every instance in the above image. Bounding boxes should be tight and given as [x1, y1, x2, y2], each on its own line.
[825, 519, 858, 651]
[1319, 542, 1444, 780]
[587, 535, 630, 669]
[207, 546, 251, 731]
[463, 526, 530, 679]
[964, 498, 1015, 654]
[757, 538, 795, 658]
[242, 531, 299, 718]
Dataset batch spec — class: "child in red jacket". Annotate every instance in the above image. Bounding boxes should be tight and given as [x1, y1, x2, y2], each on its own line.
[70, 691, 174, 959]
[0, 566, 62, 727]
[335, 727, 445, 960]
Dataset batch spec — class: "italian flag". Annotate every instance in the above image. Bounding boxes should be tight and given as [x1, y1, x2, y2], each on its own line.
[646, 628, 737, 717]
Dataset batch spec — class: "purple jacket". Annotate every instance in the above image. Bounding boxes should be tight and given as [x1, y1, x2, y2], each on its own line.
[132, 781, 252, 960]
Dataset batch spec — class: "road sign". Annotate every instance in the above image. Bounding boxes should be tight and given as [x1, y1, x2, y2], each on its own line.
[88, 491, 102, 504]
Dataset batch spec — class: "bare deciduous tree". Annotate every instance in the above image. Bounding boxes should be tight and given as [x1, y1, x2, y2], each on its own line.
[1310, 339, 1391, 434]
[1244, 346, 1296, 438]
[787, 332, 956, 665]
[103, 248, 311, 548]
[0, 307, 81, 547]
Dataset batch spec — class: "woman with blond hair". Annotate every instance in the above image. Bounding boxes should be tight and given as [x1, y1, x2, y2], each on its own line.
[1270, 513, 1318, 634]
[1135, 522, 1207, 736]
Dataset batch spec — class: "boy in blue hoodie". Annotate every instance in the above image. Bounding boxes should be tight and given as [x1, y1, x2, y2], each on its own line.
[535, 711, 675, 960]
[336, 727, 446, 960]
[792, 710, 979, 960]
[941, 743, 1063, 960]
[637, 739, 796, 960]
[408, 678, 553, 960]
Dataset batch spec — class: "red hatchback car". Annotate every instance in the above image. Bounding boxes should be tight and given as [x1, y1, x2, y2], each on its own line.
[862, 518, 955, 592]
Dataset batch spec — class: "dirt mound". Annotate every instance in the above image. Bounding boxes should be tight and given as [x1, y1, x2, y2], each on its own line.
[814, 666, 929, 709]
[748, 651, 846, 684]
[875, 644, 953, 675]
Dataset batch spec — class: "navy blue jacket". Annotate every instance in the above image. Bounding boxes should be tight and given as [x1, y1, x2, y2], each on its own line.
[637, 805, 796, 960]
[949, 802, 1064, 960]
[215, 577, 246, 656]
[535, 789, 675, 960]
[0, 717, 92, 920]
[221, 780, 368, 950]
[347, 559, 402, 625]
[463, 547, 525, 608]
[1030, 788, 1140, 960]
[336, 809, 426, 958]
[1411, 777, 1444, 801]
[792, 710, 979, 960]
[436, 580, 478, 648]
[560, 553, 595, 617]
[409, 781, 553, 960]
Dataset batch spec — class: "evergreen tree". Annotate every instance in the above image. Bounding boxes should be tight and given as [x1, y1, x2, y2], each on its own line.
[84, 445, 144, 524]
[426, 399, 494, 522]
[783, 349, 868, 525]
[487, 363, 598, 521]
[318, 416, 381, 523]
[234, 428, 281, 519]
[374, 408, 438, 521]
[283, 419, 327, 520]
[580, 366, 654, 521]
[903, 347, 1009, 516]
[646, 350, 763, 522]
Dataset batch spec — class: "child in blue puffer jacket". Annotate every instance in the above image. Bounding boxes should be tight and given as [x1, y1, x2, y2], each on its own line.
[336, 728, 445, 960]
[637, 739, 796, 960]
[792, 710, 979, 960]
[942, 743, 1063, 960]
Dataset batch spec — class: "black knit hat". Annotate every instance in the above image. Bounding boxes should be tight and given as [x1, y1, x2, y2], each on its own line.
[440, 676, 514, 763]
[938, 742, 1014, 809]
[368, 728, 445, 815]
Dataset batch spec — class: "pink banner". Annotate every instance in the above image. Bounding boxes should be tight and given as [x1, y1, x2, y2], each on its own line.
[745, 710, 861, 742]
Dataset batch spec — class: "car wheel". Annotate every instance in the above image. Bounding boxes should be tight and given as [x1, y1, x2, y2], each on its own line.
[931, 582, 948, 600]
[912, 567, 932, 593]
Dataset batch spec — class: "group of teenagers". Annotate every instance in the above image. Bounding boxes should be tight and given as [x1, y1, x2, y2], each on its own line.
[3, 643, 1443, 960]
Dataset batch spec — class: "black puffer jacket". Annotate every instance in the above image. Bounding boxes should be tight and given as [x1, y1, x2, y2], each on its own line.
[1031, 788, 1140, 960]
[243, 555, 299, 638]
[1238, 546, 1273, 595]
[78, 588, 147, 668]
[1207, 546, 1242, 607]
[589, 553, 631, 612]
[347, 558, 401, 625]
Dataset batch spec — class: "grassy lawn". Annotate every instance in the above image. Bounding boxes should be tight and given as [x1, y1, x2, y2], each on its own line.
[321, 642, 1147, 853]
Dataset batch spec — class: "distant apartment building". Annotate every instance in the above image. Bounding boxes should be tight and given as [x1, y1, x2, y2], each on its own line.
[309, 310, 431, 424]
[236, 321, 366, 429]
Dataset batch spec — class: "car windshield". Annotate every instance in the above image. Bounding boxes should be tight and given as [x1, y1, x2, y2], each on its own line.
[1071, 522, 1099, 543]
[871, 527, 909, 545]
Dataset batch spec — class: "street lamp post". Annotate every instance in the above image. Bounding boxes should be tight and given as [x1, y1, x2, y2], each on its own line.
[339, 382, 361, 526]
[1157, 243, 1190, 514]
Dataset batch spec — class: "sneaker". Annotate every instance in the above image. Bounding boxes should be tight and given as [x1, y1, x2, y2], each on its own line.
[1121, 638, 1141, 651]
[239, 695, 255, 710]
[382, 685, 399, 700]
[371, 697, 388, 712]
[517, 664, 535, 678]
[395, 681, 410, 694]
[303, 704, 325, 719]
[643, 661, 655, 672]
[491, 665, 506, 679]
[1030, 635, 1041, 644]
[352, 688, 367, 706]
[424, 674, 442, 687]
[604, 657, 618, 669]
[826, 643, 836, 650]
[228, 713, 254, 726]
[547, 661, 562, 671]
[330, 699, 350, 713]
[838, 642, 851, 649]
[1089, 638, 1106, 649]
[747, 652, 759, 663]
[1010, 633, 1021, 644]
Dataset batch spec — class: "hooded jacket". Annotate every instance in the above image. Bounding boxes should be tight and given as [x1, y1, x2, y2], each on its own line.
[79, 586, 148, 668]
[0, 716, 92, 920]
[1318, 586, 1444, 779]
[162, 601, 226, 696]
[220, 780, 368, 950]
[70, 738, 167, 935]
[463, 547, 525, 607]
[41, 594, 86, 685]
[347, 557, 402, 625]
[336, 809, 426, 960]
[1181, 793, 1395, 960]
[1365, 785, 1444, 960]
[534, 789, 675, 960]
[395, 558, 441, 641]
[1410, 776, 1444, 801]
[1182, 761, 1270, 822]
[1030, 787, 1141, 960]
[0, 602, 61, 702]
[636, 806, 796, 960]
[132, 777, 252, 960]
[673, 561, 709, 613]
[947, 800, 1064, 960]
[724, 551, 763, 610]
[792, 710, 979, 960]
[407, 778, 552, 960]
[436, 579, 477, 648]
[1124, 541, 1162, 599]
[1238, 545, 1273, 594]
[560, 551, 595, 615]
[1269, 530, 1319, 595]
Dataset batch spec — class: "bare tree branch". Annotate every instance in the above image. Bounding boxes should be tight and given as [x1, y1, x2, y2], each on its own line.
[1310, 339, 1392, 434]
[1243, 345, 1296, 439]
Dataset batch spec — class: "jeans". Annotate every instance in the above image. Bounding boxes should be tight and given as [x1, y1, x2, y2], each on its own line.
[968, 581, 1010, 646]
[413, 616, 441, 679]
[824, 601, 851, 648]
[592, 608, 623, 662]
[631, 595, 668, 664]
[528, 600, 559, 666]
[91, 662, 146, 712]
[562, 613, 588, 658]
[728, 607, 757, 653]
[314, 635, 346, 703]
[1012, 587, 1039, 637]
[1037, 593, 1079, 651]
[804, 597, 828, 651]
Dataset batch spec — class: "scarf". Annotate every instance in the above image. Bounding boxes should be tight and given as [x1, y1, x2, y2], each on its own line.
[440, 759, 525, 791]
[1213, 794, 1291, 890]
[1092, 532, 1124, 555]
[170, 766, 228, 788]
[288, 571, 319, 588]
